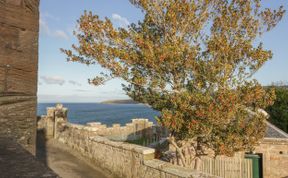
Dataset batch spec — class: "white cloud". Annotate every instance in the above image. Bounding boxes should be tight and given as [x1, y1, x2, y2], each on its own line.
[41, 76, 65, 85]
[112, 13, 130, 28]
[39, 19, 50, 34]
[42, 12, 60, 21]
[39, 17, 69, 40]
[69, 80, 82, 86]
[38, 94, 129, 103]
[54, 30, 69, 40]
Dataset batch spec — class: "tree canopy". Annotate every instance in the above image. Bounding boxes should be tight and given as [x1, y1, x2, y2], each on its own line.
[266, 83, 288, 133]
[62, 0, 285, 168]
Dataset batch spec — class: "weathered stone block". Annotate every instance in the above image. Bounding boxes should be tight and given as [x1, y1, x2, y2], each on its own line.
[87, 122, 102, 127]
[0, 96, 37, 154]
[0, 0, 39, 155]
[6, 68, 37, 94]
[5, 0, 22, 6]
[0, 1, 39, 31]
[113, 124, 121, 128]
[0, 68, 5, 93]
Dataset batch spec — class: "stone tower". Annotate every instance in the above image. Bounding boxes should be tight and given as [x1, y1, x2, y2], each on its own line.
[0, 0, 39, 154]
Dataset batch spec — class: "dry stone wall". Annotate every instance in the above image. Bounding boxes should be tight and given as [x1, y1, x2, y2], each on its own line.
[0, 0, 39, 154]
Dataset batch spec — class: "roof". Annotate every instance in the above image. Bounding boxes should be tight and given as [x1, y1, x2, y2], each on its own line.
[251, 109, 288, 139]
[265, 121, 288, 139]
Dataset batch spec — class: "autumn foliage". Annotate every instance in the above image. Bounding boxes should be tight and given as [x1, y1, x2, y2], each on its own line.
[62, 0, 285, 169]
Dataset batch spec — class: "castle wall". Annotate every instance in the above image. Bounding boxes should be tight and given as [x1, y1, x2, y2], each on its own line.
[86, 119, 155, 141]
[38, 105, 216, 178]
[0, 0, 39, 154]
[38, 105, 168, 146]
[55, 122, 216, 178]
[39, 105, 288, 178]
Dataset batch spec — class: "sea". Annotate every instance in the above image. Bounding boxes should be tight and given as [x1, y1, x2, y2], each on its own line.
[37, 103, 160, 126]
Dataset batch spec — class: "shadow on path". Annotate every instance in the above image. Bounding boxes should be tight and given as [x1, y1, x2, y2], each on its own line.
[36, 131, 111, 178]
[0, 136, 57, 177]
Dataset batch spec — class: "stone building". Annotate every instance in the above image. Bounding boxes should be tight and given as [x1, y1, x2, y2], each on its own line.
[0, 0, 39, 155]
[253, 122, 288, 178]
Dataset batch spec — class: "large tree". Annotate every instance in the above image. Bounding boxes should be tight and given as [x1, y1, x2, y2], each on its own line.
[62, 0, 285, 169]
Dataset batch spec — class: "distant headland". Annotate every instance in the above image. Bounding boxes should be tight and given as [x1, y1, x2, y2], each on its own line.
[101, 99, 140, 104]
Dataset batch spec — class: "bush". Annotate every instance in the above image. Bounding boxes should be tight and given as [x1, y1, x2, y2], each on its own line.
[266, 86, 288, 133]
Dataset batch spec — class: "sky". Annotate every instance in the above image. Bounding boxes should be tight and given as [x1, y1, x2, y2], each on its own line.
[38, 0, 288, 103]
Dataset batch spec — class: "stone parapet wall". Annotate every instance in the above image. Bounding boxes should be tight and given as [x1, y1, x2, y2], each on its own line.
[0, 0, 39, 154]
[87, 119, 154, 141]
[55, 121, 216, 178]
[86, 118, 168, 142]
[38, 104, 216, 178]
[38, 104, 288, 178]
[38, 105, 168, 144]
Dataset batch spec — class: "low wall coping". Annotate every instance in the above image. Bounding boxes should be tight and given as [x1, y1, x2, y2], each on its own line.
[67, 123, 85, 129]
[89, 136, 155, 155]
[132, 118, 149, 122]
[83, 126, 99, 132]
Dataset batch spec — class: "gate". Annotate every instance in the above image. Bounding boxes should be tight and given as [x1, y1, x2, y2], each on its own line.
[245, 154, 263, 178]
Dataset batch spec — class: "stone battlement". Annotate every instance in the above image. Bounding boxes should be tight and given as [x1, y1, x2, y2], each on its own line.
[37, 104, 216, 178]
[85, 118, 160, 142]
[38, 104, 168, 144]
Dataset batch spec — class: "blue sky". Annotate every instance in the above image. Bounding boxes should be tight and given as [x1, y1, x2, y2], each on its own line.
[38, 0, 288, 103]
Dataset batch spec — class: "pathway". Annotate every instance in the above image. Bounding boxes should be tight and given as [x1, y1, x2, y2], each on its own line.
[36, 133, 112, 178]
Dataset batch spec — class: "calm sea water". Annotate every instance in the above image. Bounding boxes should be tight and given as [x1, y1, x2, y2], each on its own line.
[37, 103, 160, 126]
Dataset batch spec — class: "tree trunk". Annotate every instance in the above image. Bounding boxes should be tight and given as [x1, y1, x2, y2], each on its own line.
[167, 136, 187, 167]
[194, 156, 202, 170]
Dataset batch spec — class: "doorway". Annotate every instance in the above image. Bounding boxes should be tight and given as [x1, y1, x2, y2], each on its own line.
[245, 153, 263, 178]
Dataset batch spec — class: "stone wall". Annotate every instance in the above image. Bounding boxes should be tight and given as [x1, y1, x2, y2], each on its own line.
[87, 119, 156, 141]
[255, 138, 288, 178]
[38, 105, 168, 145]
[38, 105, 216, 178]
[39, 105, 288, 178]
[0, 0, 39, 154]
[55, 122, 216, 178]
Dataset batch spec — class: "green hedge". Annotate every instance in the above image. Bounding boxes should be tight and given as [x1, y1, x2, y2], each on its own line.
[266, 86, 288, 133]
